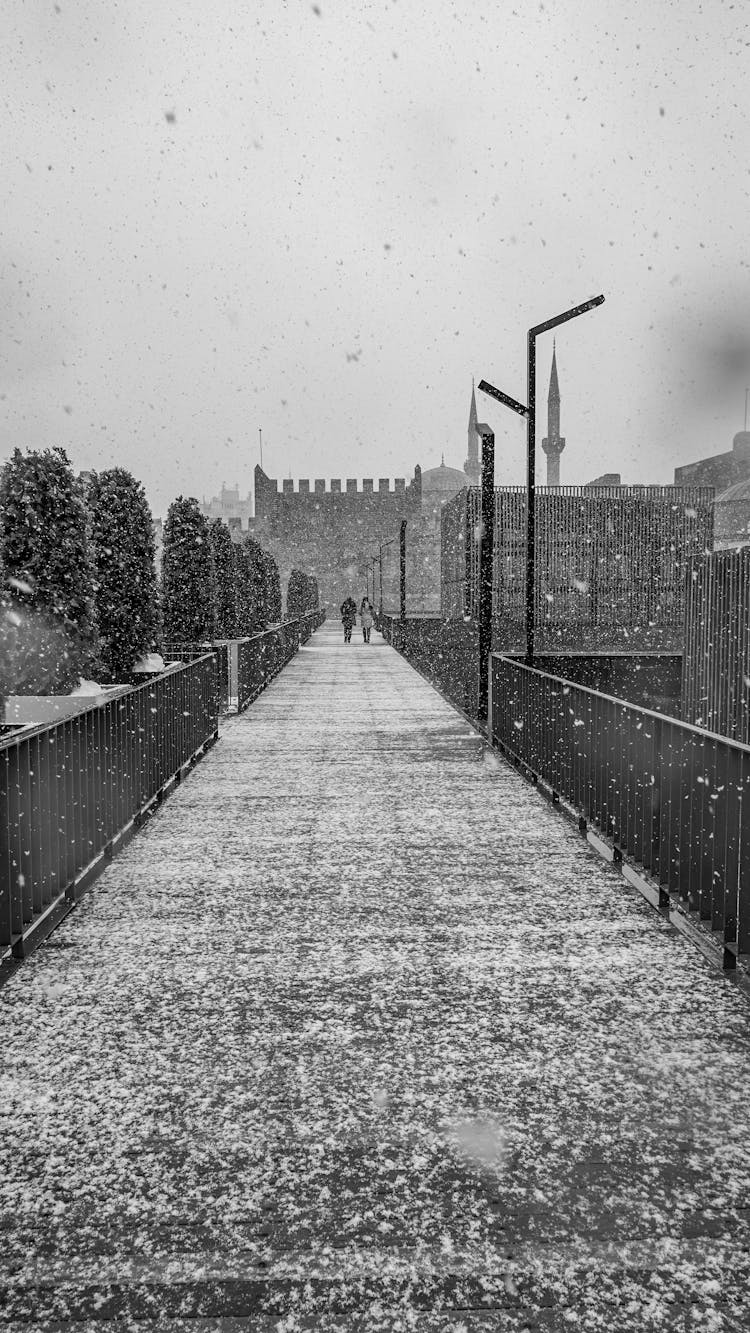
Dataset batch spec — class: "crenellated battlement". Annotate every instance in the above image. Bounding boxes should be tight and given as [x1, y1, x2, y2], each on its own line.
[259, 467, 415, 500]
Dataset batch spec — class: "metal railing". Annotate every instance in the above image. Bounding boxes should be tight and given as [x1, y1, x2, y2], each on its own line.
[161, 642, 230, 713]
[1, 654, 218, 962]
[491, 655, 750, 967]
[163, 608, 326, 715]
[236, 609, 325, 710]
[299, 607, 326, 641]
[378, 612, 480, 719]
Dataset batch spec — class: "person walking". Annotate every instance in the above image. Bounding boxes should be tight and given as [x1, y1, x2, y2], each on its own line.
[360, 595, 373, 644]
[340, 595, 357, 644]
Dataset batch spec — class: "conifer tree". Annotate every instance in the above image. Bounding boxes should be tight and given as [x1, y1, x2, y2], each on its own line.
[262, 548, 282, 625]
[0, 447, 98, 693]
[233, 542, 250, 637]
[87, 467, 159, 679]
[161, 497, 216, 643]
[209, 519, 238, 638]
[287, 569, 319, 618]
[287, 568, 304, 619]
[235, 535, 267, 636]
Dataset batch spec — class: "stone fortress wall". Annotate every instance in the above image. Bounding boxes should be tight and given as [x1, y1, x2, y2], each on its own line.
[252, 464, 423, 614]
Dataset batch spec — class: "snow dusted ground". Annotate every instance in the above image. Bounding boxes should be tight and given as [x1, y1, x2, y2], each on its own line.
[1, 622, 750, 1331]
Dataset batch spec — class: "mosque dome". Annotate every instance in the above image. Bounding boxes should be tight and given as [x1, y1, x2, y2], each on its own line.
[420, 459, 468, 505]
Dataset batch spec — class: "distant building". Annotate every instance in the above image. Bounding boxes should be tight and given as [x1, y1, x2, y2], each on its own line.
[200, 482, 253, 535]
[675, 431, 750, 552]
[674, 430, 750, 491]
[439, 483, 715, 651]
[421, 458, 468, 522]
[586, 473, 622, 487]
[541, 344, 566, 486]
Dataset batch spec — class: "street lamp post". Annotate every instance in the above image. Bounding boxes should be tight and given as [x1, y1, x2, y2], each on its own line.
[379, 538, 395, 616]
[478, 293, 604, 664]
[370, 539, 395, 618]
[476, 423, 495, 725]
[370, 553, 381, 616]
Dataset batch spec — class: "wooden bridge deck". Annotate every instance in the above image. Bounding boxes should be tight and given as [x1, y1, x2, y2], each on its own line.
[1, 621, 750, 1330]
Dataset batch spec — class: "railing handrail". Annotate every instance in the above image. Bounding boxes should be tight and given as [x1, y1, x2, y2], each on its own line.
[0, 654, 219, 754]
[494, 652, 750, 758]
[503, 648, 683, 660]
[164, 610, 321, 651]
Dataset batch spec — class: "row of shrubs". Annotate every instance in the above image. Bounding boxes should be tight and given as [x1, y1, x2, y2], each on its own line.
[0, 447, 318, 697]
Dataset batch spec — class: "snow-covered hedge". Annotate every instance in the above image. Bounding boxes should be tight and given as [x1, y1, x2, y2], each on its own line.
[161, 497, 216, 644]
[86, 468, 159, 681]
[287, 569, 319, 619]
[209, 518, 238, 638]
[0, 447, 99, 696]
[235, 534, 276, 636]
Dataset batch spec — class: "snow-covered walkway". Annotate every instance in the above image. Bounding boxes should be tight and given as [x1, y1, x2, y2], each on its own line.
[2, 621, 750, 1331]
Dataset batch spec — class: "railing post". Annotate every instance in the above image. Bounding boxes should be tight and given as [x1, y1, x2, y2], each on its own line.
[526, 330, 536, 665]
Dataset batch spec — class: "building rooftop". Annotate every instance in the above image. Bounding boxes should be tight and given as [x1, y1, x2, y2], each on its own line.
[421, 461, 467, 498]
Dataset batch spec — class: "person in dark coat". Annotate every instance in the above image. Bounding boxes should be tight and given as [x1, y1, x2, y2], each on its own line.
[340, 596, 357, 643]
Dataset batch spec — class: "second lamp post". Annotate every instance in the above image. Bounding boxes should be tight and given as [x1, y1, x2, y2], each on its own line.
[478, 293, 604, 664]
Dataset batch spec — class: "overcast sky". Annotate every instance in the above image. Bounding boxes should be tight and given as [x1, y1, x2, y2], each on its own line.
[2, 0, 749, 516]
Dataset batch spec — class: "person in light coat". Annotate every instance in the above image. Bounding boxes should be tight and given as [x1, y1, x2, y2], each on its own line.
[360, 596, 374, 644]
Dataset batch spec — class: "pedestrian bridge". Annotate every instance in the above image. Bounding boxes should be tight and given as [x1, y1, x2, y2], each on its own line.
[1, 621, 750, 1330]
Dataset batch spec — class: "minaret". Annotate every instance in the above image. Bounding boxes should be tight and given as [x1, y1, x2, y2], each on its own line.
[464, 380, 481, 485]
[541, 342, 566, 486]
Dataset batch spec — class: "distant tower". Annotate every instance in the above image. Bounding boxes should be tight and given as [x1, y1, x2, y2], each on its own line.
[464, 380, 481, 485]
[541, 342, 566, 486]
